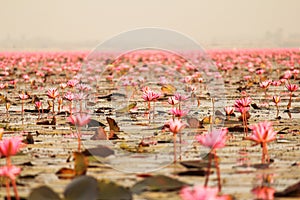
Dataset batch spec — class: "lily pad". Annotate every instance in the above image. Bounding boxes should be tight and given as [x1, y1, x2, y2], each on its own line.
[131, 175, 188, 194]
[28, 186, 60, 200]
[64, 176, 99, 200]
[98, 180, 133, 200]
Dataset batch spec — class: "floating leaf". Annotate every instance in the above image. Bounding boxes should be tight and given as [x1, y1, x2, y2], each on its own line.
[106, 117, 120, 132]
[91, 127, 108, 140]
[180, 160, 215, 169]
[87, 119, 106, 128]
[177, 169, 208, 176]
[84, 145, 114, 158]
[98, 180, 132, 200]
[275, 180, 300, 197]
[28, 186, 60, 200]
[116, 102, 137, 113]
[64, 176, 99, 200]
[74, 151, 89, 176]
[131, 175, 187, 194]
[23, 132, 34, 144]
[55, 167, 75, 179]
[187, 117, 204, 128]
[161, 84, 176, 95]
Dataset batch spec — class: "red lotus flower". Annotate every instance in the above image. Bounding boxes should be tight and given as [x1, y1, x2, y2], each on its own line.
[67, 113, 91, 127]
[47, 88, 59, 99]
[0, 165, 21, 180]
[286, 83, 298, 92]
[196, 128, 228, 150]
[0, 136, 23, 157]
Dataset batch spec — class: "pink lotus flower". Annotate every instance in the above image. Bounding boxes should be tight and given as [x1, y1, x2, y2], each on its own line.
[142, 90, 161, 102]
[167, 118, 186, 163]
[224, 106, 234, 115]
[272, 96, 281, 104]
[35, 101, 42, 109]
[196, 128, 228, 150]
[18, 93, 29, 100]
[0, 165, 21, 180]
[0, 136, 23, 157]
[64, 92, 74, 101]
[234, 97, 251, 109]
[67, 113, 91, 127]
[168, 96, 179, 105]
[285, 83, 298, 92]
[246, 121, 277, 145]
[174, 93, 189, 101]
[47, 88, 59, 99]
[67, 79, 79, 88]
[170, 108, 188, 118]
[246, 121, 277, 163]
[180, 185, 230, 200]
[251, 186, 275, 200]
[168, 118, 186, 135]
[196, 128, 228, 191]
[259, 80, 272, 89]
[60, 83, 67, 89]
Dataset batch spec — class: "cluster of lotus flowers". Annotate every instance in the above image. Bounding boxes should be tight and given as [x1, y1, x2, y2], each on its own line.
[0, 48, 299, 200]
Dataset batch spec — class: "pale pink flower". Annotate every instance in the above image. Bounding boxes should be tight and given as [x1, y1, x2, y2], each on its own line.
[64, 92, 74, 101]
[47, 88, 59, 99]
[60, 83, 67, 89]
[0, 136, 23, 157]
[18, 93, 29, 100]
[196, 128, 228, 149]
[0, 165, 21, 180]
[259, 80, 272, 89]
[67, 79, 79, 88]
[67, 113, 91, 127]
[224, 106, 235, 115]
[174, 93, 189, 101]
[168, 119, 186, 134]
[168, 96, 179, 105]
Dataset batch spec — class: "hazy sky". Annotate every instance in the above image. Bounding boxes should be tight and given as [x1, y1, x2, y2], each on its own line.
[1, 0, 300, 49]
